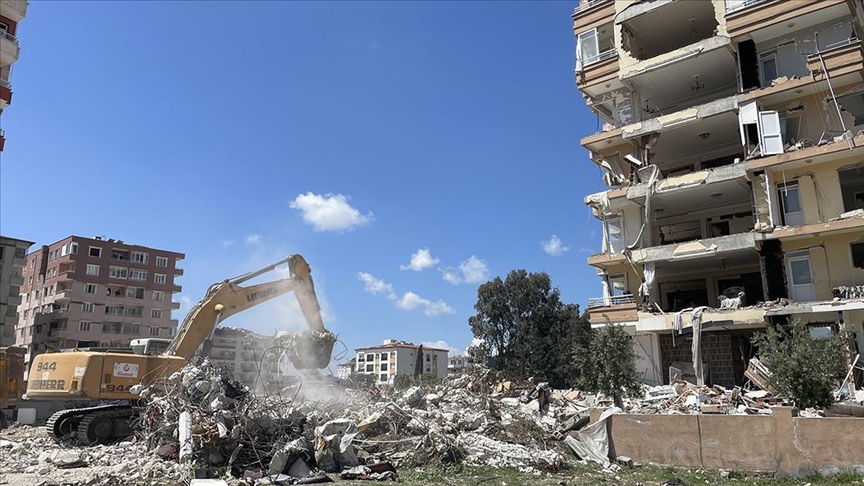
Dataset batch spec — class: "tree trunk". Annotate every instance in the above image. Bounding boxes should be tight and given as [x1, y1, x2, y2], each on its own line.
[614, 395, 624, 409]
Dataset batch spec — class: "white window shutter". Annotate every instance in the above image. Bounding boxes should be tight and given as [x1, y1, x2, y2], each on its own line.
[758, 110, 784, 155]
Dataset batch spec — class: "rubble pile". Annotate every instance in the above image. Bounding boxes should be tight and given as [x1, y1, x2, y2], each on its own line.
[632, 381, 790, 416]
[0, 424, 187, 485]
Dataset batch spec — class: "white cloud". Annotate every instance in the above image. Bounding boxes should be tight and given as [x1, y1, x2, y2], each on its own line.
[400, 248, 439, 271]
[440, 268, 461, 285]
[395, 291, 455, 317]
[542, 235, 570, 256]
[459, 256, 489, 284]
[221, 239, 235, 248]
[289, 192, 373, 232]
[245, 234, 262, 245]
[357, 272, 397, 300]
[440, 255, 490, 285]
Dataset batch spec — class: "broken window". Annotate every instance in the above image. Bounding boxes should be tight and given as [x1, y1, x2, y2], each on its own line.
[837, 92, 864, 126]
[605, 217, 623, 254]
[838, 165, 864, 212]
[851, 241, 864, 269]
[608, 274, 627, 297]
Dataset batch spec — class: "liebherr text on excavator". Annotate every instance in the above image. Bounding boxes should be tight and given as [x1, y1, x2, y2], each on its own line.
[25, 254, 336, 444]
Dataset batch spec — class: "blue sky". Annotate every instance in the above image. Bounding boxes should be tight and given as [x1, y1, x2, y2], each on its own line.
[0, 1, 606, 367]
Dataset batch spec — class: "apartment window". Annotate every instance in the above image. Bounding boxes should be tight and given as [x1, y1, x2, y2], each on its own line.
[151, 308, 163, 319]
[155, 256, 169, 267]
[82, 302, 93, 313]
[89, 247, 102, 258]
[30, 259, 35, 268]
[126, 287, 144, 299]
[86, 264, 100, 276]
[168, 327, 176, 337]
[365, 364, 374, 372]
[129, 269, 147, 281]
[122, 323, 141, 334]
[154, 274, 167, 284]
[380, 352, 388, 360]
[109, 266, 128, 279]
[85, 283, 97, 294]
[852, 241, 864, 269]
[605, 217, 623, 254]
[577, 29, 599, 68]
[425, 354, 430, 362]
[365, 353, 373, 361]
[28, 275, 32, 285]
[79, 321, 92, 332]
[379, 374, 388, 382]
[131, 251, 149, 264]
[758, 49, 777, 87]
[152, 290, 164, 301]
[777, 181, 804, 227]
[149, 327, 160, 337]
[380, 363, 388, 371]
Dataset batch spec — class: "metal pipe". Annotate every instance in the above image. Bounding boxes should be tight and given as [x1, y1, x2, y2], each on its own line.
[815, 33, 854, 150]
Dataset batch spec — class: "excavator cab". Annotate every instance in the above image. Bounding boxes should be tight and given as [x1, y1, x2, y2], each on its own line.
[130, 339, 171, 356]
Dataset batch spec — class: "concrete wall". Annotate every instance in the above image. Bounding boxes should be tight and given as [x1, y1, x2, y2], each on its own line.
[767, 154, 863, 225]
[589, 407, 864, 476]
[782, 232, 864, 301]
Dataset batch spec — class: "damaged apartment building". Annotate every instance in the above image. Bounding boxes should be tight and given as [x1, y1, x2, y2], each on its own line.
[574, 0, 864, 388]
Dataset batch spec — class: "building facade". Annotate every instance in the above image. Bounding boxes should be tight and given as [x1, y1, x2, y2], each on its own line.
[448, 355, 469, 374]
[207, 327, 278, 390]
[0, 235, 33, 346]
[574, 0, 864, 387]
[355, 339, 449, 385]
[0, 0, 29, 152]
[15, 235, 184, 364]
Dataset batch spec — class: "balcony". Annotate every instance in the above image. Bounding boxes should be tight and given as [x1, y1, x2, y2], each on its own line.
[1, 1, 29, 21]
[0, 78, 11, 108]
[617, 0, 720, 62]
[725, 0, 849, 39]
[587, 294, 637, 326]
[0, 31, 19, 66]
[572, 0, 614, 34]
[173, 267, 184, 276]
[576, 49, 620, 97]
[0, 129, 5, 152]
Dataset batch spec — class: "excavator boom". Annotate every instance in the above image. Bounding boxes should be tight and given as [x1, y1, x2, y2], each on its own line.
[27, 254, 335, 444]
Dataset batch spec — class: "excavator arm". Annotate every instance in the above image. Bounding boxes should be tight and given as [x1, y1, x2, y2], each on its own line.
[165, 254, 335, 369]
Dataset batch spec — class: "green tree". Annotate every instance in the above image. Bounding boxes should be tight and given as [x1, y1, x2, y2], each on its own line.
[582, 322, 642, 408]
[468, 269, 590, 388]
[751, 318, 850, 409]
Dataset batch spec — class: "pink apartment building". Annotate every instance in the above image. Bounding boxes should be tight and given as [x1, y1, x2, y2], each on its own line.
[15, 235, 184, 365]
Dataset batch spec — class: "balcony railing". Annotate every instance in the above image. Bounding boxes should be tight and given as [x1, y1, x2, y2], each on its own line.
[580, 49, 618, 69]
[573, 0, 611, 15]
[725, 0, 768, 13]
[0, 78, 10, 89]
[1, 31, 18, 45]
[588, 294, 636, 309]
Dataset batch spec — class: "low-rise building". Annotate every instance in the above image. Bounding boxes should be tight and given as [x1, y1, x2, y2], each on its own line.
[207, 327, 278, 390]
[355, 339, 448, 385]
[448, 355, 468, 374]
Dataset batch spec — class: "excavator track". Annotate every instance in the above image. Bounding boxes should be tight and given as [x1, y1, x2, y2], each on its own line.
[46, 404, 135, 444]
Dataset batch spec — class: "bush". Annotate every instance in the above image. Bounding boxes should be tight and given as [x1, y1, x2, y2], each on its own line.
[751, 318, 850, 409]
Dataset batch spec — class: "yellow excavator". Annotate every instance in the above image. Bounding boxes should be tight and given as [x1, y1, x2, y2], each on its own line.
[25, 254, 336, 444]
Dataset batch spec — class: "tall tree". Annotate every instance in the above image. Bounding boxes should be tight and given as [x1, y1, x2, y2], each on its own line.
[468, 269, 589, 388]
